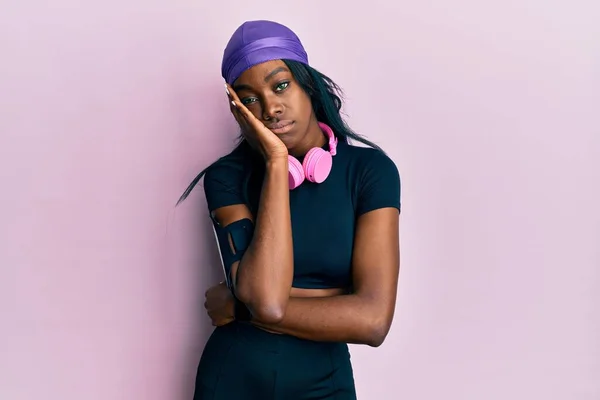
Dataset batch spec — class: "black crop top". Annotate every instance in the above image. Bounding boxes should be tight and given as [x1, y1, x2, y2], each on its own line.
[203, 139, 401, 289]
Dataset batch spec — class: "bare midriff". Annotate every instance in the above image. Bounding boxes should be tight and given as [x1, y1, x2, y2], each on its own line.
[290, 286, 348, 298]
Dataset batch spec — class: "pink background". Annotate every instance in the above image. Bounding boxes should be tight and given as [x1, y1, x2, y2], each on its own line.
[2, 1, 599, 399]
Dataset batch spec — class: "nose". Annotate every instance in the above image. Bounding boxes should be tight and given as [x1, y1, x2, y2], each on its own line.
[262, 94, 283, 121]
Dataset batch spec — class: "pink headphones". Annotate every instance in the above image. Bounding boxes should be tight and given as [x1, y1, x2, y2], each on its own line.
[288, 122, 338, 190]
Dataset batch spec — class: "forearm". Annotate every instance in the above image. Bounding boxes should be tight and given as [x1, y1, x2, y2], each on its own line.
[235, 159, 293, 321]
[251, 294, 390, 347]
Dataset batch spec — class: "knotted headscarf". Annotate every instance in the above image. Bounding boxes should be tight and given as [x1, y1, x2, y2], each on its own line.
[221, 20, 309, 85]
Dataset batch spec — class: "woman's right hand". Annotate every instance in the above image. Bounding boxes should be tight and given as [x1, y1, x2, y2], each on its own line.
[225, 83, 289, 163]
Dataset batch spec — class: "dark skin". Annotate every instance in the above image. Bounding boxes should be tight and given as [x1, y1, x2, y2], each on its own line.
[205, 60, 400, 347]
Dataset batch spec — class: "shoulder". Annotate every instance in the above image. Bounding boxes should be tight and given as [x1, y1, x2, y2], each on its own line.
[343, 143, 402, 215]
[344, 144, 401, 184]
[203, 143, 254, 211]
[204, 154, 247, 186]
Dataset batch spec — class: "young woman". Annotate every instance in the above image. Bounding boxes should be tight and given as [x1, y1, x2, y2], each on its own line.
[178, 19, 401, 400]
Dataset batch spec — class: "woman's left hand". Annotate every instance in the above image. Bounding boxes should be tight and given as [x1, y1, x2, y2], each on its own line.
[204, 282, 235, 326]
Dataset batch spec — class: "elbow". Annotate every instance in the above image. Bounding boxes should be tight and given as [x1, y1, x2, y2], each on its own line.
[356, 292, 396, 347]
[364, 317, 392, 348]
[236, 286, 287, 324]
[250, 302, 286, 324]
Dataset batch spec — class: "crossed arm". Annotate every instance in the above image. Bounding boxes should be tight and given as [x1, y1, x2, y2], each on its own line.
[212, 200, 400, 347]
[251, 207, 400, 347]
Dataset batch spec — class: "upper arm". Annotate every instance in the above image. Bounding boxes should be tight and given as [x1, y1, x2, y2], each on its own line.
[352, 208, 400, 321]
[210, 205, 254, 289]
[351, 151, 401, 331]
[203, 162, 255, 288]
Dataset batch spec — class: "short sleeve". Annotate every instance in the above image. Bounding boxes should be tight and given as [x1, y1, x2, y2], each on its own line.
[203, 160, 248, 212]
[356, 150, 401, 216]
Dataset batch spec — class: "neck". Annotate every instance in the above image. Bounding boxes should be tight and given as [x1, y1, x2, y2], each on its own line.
[289, 120, 327, 158]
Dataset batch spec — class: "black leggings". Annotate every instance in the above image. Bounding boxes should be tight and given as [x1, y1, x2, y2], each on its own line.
[193, 321, 357, 400]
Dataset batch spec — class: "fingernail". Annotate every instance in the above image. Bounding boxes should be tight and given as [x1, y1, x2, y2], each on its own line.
[224, 84, 230, 95]
[231, 100, 236, 107]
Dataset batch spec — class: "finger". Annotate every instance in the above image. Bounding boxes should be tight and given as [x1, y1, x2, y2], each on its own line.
[225, 83, 240, 102]
[225, 83, 268, 139]
[229, 103, 246, 127]
[230, 99, 255, 122]
[228, 98, 250, 131]
[225, 84, 244, 118]
[225, 85, 256, 123]
[225, 84, 243, 112]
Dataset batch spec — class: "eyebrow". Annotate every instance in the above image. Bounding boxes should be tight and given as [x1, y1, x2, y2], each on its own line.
[232, 67, 290, 92]
[264, 66, 289, 82]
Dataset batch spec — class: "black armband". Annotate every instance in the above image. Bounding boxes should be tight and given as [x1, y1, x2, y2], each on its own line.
[211, 217, 254, 288]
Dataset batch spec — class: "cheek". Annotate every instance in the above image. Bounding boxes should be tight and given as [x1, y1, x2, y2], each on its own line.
[251, 109, 263, 120]
[245, 103, 262, 120]
[292, 91, 313, 119]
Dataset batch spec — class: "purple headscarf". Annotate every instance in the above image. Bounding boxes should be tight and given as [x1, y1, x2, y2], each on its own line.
[221, 20, 309, 85]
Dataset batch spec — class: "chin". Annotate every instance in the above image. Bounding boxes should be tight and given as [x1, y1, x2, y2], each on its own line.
[278, 134, 298, 150]
[279, 119, 311, 149]
[282, 138, 308, 157]
[274, 126, 299, 144]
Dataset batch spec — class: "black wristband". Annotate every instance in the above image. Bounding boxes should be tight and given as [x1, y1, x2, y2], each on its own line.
[234, 297, 252, 322]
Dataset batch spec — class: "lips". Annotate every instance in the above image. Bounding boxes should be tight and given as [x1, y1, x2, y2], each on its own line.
[267, 120, 295, 135]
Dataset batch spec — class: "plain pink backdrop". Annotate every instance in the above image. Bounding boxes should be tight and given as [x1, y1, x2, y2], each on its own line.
[1, 1, 599, 399]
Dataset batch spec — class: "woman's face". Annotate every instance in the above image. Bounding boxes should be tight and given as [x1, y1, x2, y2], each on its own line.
[232, 60, 322, 156]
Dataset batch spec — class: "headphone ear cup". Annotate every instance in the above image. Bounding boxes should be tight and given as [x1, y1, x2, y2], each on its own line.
[288, 155, 305, 189]
[303, 148, 332, 183]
